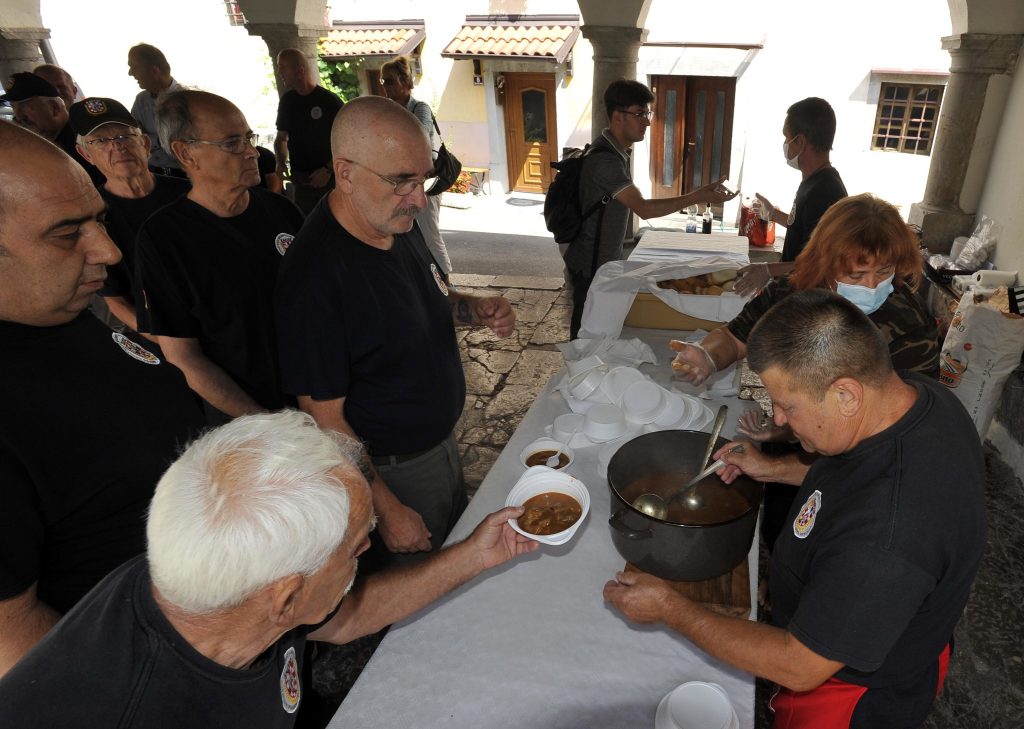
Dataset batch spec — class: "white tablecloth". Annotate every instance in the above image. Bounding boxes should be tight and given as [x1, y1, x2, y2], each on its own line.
[329, 329, 759, 729]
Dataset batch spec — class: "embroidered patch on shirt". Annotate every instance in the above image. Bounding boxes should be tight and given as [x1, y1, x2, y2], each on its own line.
[111, 332, 160, 365]
[275, 232, 295, 256]
[431, 263, 449, 296]
[310, 106, 323, 120]
[793, 489, 822, 539]
[279, 646, 301, 713]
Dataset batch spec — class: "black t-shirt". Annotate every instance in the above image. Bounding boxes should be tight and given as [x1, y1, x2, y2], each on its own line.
[0, 557, 312, 728]
[780, 166, 847, 262]
[99, 174, 191, 302]
[0, 314, 204, 613]
[275, 86, 343, 174]
[134, 188, 304, 412]
[257, 145, 276, 188]
[771, 374, 986, 728]
[276, 198, 465, 456]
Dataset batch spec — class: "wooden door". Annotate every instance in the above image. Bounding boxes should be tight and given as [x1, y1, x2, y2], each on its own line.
[503, 72, 558, 193]
[682, 77, 735, 196]
[649, 75, 735, 203]
[649, 76, 687, 199]
[366, 69, 386, 97]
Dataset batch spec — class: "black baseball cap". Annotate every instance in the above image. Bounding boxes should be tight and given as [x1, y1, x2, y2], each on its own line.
[69, 97, 141, 136]
[1, 72, 59, 102]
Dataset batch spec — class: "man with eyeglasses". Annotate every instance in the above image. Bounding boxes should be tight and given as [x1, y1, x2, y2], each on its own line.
[274, 48, 344, 214]
[134, 90, 304, 422]
[564, 79, 737, 338]
[70, 97, 190, 332]
[1, 72, 104, 186]
[276, 95, 516, 570]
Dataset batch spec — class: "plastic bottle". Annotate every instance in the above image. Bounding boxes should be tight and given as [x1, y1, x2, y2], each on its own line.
[685, 206, 697, 233]
[702, 204, 713, 234]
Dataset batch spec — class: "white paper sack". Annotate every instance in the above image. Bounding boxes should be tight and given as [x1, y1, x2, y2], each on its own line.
[939, 292, 1024, 436]
[579, 258, 750, 339]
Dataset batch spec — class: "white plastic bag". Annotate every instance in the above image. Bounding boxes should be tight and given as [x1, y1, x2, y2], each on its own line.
[939, 292, 1024, 436]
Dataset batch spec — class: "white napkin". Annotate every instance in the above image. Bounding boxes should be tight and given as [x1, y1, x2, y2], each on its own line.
[579, 258, 750, 339]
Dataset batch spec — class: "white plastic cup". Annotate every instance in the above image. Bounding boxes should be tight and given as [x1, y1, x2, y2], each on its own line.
[657, 682, 736, 729]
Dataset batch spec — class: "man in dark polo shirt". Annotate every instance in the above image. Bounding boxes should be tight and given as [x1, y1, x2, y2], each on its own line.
[606, 291, 985, 729]
[2, 72, 104, 185]
[70, 97, 190, 331]
[276, 96, 515, 569]
[0, 122, 204, 676]
[274, 48, 343, 214]
[134, 90, 304, 421]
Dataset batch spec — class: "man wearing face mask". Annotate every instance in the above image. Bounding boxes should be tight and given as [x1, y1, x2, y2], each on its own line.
[735, 97, 847, 296]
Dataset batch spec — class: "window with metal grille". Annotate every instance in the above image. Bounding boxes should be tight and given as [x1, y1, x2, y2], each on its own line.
[872, 82, 943, 155]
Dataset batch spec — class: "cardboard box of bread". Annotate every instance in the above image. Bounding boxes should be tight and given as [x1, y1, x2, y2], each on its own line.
[624, 267, 747, 331]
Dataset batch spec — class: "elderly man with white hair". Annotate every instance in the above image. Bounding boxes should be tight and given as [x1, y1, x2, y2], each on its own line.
[0, 410, 537, 727]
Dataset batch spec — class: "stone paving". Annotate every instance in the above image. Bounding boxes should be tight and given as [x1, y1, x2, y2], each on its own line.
[451, 274, 571, 497]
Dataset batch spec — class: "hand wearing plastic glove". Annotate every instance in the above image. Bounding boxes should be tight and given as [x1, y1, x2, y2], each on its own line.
[669, 339, 717, 385]
[734, 263, 773, 297]
[736, 409, 792, 442]
[754, 193, 775, 222]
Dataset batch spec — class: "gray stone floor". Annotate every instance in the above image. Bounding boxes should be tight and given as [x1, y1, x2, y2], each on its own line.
[313, 276, 1023, 729]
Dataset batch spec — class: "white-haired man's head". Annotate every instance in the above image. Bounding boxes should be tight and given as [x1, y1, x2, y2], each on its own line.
[147, 410, 370, 614]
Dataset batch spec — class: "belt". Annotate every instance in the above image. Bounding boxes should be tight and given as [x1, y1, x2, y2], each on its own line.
[369, 445, 436, 467]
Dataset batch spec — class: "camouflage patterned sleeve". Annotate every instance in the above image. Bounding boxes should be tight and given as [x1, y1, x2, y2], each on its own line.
[871, 286, 941, 377]
[726, 278, 794, 343]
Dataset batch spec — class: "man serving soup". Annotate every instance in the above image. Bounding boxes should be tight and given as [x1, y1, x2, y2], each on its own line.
[606, 290, 985, 729]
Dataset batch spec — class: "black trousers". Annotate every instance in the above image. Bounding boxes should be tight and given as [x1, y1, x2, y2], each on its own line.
[568, 268, 593, 340]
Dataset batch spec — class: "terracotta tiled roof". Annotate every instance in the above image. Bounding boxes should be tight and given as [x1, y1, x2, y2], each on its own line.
[441, 15, 579, 64]
[321, 20, 425, 58]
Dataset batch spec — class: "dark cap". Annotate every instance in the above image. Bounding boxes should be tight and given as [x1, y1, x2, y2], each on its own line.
[69, 97, 141, 136]
[1, 72, 59, 102]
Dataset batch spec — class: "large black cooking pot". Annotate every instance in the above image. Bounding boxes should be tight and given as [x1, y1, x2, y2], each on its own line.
[607, 430, 762, 581]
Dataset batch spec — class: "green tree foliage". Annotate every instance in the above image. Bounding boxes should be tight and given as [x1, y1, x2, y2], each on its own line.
[317, 43, 361, 101]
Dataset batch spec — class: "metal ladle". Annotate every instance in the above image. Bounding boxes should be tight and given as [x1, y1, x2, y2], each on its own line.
[630, 405, 730, 518]
[629, 445, 745, 519]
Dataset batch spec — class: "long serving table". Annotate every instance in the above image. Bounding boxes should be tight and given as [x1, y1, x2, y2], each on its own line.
[329, 328, 759, 729]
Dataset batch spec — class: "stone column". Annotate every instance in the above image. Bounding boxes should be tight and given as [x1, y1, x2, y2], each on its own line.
[580, 25, 648, 134]
[245, 23, 323, 96]
[0, 27, 49, 82]
[909, 33, 1022, 251]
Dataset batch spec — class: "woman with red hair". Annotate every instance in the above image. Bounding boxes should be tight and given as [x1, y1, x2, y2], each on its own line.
[671, 193, 939, 551]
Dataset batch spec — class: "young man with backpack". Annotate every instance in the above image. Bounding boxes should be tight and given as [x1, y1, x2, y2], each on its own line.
[557, 79, 737, 338]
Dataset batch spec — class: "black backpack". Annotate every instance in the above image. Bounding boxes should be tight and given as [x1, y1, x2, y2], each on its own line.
[543, 145, 614, 244]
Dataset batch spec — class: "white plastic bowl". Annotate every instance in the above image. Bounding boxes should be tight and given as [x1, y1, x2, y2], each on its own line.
[519, 437, 574, 471]
[583, 403, 628, 443]
[552, 412, 585, 443]
[567, 366, 608, 401]
[621, 380, 667, 424]
[566, 354, 605, 379]
[655, 682, 737, 729]
[600, 366, 646, 404]
[505, 466, 590, 545]
[652, 391, 689, 428]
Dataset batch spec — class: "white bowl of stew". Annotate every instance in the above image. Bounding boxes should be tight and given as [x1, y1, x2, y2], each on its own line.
[505, 466, 590, 545]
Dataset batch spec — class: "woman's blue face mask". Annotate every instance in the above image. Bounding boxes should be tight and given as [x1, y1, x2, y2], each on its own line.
[835, 274, 895, 315]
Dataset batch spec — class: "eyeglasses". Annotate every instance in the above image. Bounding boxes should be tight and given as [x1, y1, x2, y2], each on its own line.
[342, 158, 438, 196]
[617, 108, 653, 120]
[84, 132, 142, 148]
[184, 131, 257, 154]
